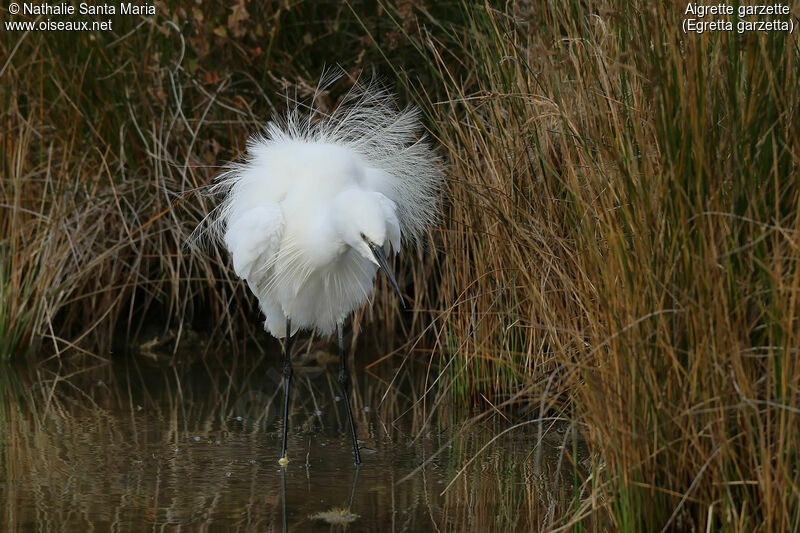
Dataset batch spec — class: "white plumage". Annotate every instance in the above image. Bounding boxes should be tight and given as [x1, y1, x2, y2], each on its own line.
[208, 80, 442, 338]
[197, 77, 443, 465]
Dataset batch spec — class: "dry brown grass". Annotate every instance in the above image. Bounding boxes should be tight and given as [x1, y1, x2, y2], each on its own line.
[0, 2, 422, 359]
[403, 3, 800, 530]
[2, 0, 799, 530]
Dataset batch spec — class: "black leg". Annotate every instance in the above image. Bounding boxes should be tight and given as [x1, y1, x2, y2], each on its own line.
[280, 318, 292, 465]
[338, 322, 362, 465]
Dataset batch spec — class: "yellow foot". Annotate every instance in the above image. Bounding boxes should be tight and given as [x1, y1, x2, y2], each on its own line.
[278, 455, 289, 466]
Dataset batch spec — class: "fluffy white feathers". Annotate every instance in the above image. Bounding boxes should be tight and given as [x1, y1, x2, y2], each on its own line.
[223, 204, 284, 280]
[204, 79, 443, 337]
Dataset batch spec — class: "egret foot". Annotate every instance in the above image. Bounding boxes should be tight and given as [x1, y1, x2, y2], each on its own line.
[278, 455, 289, 467]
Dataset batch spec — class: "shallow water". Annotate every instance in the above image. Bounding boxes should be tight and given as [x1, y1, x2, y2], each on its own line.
[0, 347, 590, 532]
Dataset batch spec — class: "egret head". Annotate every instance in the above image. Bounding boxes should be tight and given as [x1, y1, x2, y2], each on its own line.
[333, 189, 405, 307]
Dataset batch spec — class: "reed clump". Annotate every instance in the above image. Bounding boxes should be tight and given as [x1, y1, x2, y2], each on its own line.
[2, 0, 799, 530]
[408, 2, 799, 530]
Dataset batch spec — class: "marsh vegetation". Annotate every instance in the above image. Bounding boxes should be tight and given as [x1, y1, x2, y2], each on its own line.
[1, 1, 799, 530]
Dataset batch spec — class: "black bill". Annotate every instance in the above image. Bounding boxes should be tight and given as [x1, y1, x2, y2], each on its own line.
[368, 242, 406, 308]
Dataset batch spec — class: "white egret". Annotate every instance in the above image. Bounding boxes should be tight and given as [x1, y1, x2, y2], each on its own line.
[205, 78, 442, 465]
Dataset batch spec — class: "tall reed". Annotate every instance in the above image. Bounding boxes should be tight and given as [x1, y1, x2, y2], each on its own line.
[3, 0, 799, 529]
[395, 2, 799, 529]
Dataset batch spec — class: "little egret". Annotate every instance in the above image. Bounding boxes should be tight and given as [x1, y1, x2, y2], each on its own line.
[205, 79, 442, 465]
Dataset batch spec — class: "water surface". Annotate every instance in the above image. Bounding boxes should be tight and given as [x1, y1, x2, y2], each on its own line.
[0, 347, 589, 531]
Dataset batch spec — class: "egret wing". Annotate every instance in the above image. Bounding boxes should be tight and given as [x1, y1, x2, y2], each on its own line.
[223, 203, 284, 281]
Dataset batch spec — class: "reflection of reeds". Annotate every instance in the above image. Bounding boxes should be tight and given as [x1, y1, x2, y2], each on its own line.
[1, 365, 281, 531]
[435, 419, 595, 532]
[1, 360, 584, 531]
